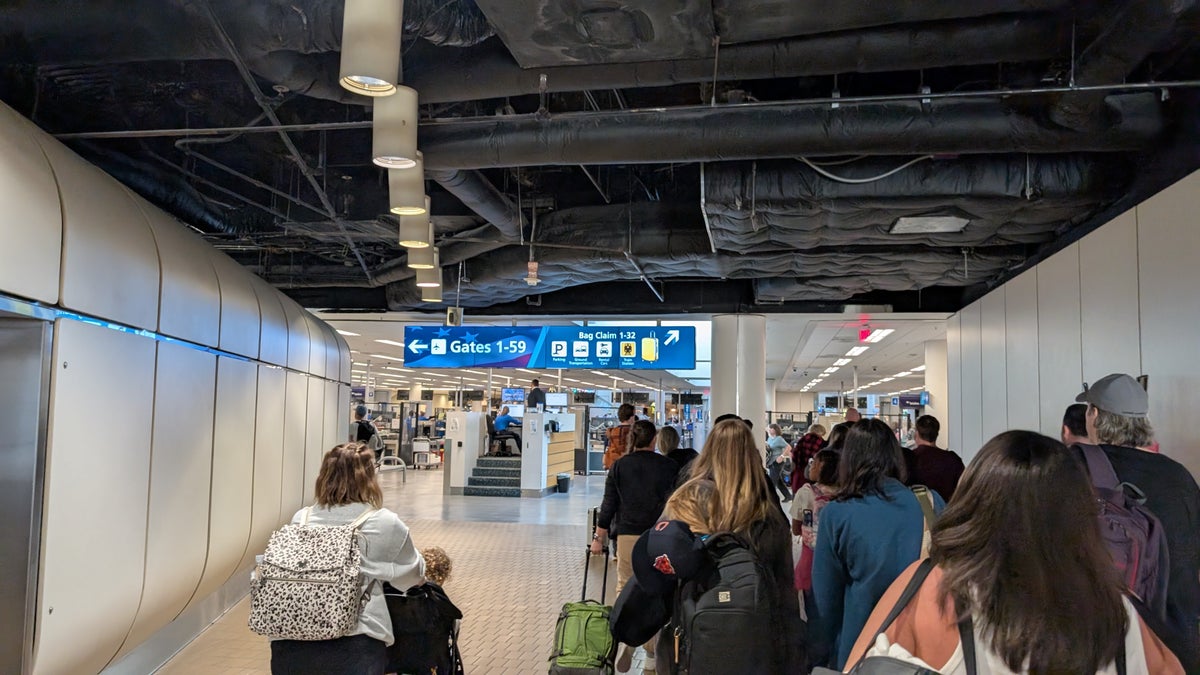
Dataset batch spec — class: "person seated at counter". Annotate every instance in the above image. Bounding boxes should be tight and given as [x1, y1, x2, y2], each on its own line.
[492, 406, 522, 455]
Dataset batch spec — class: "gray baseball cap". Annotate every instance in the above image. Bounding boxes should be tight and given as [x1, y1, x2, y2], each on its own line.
[1075, 373, 1149, 417]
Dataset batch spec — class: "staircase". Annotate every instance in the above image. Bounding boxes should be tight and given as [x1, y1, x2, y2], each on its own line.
[464, 456, 522, 497]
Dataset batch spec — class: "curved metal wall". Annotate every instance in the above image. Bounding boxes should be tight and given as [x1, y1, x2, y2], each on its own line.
[0, 101, 351, 675]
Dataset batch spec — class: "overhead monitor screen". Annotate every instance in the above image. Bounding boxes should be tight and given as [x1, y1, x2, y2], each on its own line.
[545, 392, 568, 407]
[501, 387, 525, 403]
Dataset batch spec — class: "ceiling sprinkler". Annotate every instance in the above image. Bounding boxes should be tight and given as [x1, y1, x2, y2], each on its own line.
[524, 260, 540, 286]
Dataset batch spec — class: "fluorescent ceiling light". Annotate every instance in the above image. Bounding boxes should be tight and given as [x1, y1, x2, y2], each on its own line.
[353, 361, 367, 366]
[352, 369, 366, 374]
[894, 371, 912, 377]
[369, 354, 399, 360]
[384, 366, 406, 372]
[462, 369, 486, 375]
[864, 329, 895, 343]
[337, 330, 360, 336]
[912, 365, 926, 372]
[880, 377, 894, 382]
[375, 339, 406, 347]
[891, 215, 970, 234]
[823, 367, 839, 374]
[846, 346, 869, 357]
[516, 368, 539, 374]
[591, 371, 609, 377]
[833, 358, 851, 366]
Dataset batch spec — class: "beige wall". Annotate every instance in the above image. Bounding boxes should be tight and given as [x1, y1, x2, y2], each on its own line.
[947, 169, 1200, 480]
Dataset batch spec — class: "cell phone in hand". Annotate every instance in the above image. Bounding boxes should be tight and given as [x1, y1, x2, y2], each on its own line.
[803, 509, 814, 527]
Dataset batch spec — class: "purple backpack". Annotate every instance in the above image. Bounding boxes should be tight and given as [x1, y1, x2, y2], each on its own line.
[1077, 443, 1170, 620]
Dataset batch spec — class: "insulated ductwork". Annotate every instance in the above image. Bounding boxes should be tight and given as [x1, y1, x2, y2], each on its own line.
[384, 246, 1024, 308]
[1049, 0, 1197, 130]
[419, 94, 1162, 170]
[703, 155, 1126, 252]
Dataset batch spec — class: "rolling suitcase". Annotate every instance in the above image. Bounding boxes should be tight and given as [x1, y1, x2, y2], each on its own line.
[549, 546, 616, 674]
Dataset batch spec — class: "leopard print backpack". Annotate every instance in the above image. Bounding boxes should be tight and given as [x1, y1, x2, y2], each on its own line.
[248, 506, 378, 640]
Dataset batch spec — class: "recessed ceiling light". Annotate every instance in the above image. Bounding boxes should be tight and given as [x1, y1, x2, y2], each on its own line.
[880, 377, 894, 382]
[891, 215, 970, 234]
[337, 330, 360, 336]
[823, 367, 839, 374]
[833, 358, 851, 366]
[894, 371, 912, 377]
[912, 365, 926, 372]
[846, 346, 869, 356]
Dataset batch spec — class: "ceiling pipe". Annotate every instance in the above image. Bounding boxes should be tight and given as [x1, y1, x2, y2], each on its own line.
[418, 93, 1163, 170]
[404, 14, 1067, 104]
[1049, 0, 1197, 130]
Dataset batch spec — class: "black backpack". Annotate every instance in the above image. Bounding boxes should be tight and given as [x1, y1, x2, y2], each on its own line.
[383, 582, 464, 675]
[659, 533, 775, 675]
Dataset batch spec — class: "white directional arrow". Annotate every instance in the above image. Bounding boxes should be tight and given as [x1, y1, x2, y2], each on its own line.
[408, 340, 428, 354]
[664, 330, 681, 346]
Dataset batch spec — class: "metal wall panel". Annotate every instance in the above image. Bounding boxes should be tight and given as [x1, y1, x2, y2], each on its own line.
[945, 314, 962, 455]
[1080, 208, 1142, 379]
[238, 366, 286, 571]
[279, 372, 309, 518]
[0, 105, 62, 305]
[979, 288, 1008, 443]
[35, 321, 155, 675]
[303, 378, 326, 504]
[139, 201, 221, 348]
[119, 343, 216, 655]
[39, 142, 160, 331]
[1138, 170, 1200, 478]
[958, 302, 984, 459]
[1036, 243, 1084, 436]
[211, 254, 261, 360]
[0, 319, 51, 675]
[252, 278, 289, 367]
[185, 357, 256, 610]
[281, 299, 311, 373]
[1004, 270, 1041, 430]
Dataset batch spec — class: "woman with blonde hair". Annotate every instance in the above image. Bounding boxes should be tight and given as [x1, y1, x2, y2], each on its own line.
[660, 418, 805, 672]
[270, 443, 426, 675]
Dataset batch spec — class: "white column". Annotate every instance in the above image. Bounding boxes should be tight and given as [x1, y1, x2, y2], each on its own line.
[711, 314, 767, 427]
[924, 339, 949, 432]
[764, 379, 777, 414]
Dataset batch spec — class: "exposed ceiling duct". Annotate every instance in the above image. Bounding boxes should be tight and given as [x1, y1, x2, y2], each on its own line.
[1049, 0, 1198, 130]
[419, 94, 1163, 170]
[702, 155, 1126, 252]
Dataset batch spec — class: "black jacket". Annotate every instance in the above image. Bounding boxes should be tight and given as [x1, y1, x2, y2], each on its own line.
[597, 450, 679, 536]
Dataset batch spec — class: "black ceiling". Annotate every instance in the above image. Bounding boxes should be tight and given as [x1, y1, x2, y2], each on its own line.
[2, 0, 1199, 315]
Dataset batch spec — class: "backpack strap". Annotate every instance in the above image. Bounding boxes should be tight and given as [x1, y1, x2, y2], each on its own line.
[846, 557, 936, 672]
[911, 486, 937, 559]
[349, 507, 379, 529]
[299, 506, 314, 526]
[1077, 443, 1121, 490]
[958, 614, 978, 675]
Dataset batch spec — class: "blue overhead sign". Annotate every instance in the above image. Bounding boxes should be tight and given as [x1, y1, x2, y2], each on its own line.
[402, 325, 696, 370]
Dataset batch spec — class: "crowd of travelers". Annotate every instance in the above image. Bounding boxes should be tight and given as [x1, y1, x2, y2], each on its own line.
[596, 372, 1199, 674]
[256, 371, 1198, 674]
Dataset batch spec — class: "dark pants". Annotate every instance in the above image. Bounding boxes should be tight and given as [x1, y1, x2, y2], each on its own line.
[271, 634, 387, 675]
[767, 463, 791, 500]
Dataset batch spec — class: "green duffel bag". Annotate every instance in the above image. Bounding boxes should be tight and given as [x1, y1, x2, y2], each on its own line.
[549, 550, 616, 674]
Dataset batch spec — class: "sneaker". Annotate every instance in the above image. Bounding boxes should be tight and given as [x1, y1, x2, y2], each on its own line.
[616, 646, 633, 673]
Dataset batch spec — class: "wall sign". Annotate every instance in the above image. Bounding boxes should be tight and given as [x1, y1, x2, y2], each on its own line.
[402, 325, 697, 370]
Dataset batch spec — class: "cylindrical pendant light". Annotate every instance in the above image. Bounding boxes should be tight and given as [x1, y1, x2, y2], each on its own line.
[406, 222, 436, 267]
[338, 0, 403, 97]
[398, 202, 432, 248]
[372, 86, 419, 168]
[416, 248, 441, 288]
[389, 153, 426, 215]
[420, 282, 443, 303]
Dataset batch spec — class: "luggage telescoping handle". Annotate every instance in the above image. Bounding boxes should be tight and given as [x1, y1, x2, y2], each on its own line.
[581, 544, 610, 602]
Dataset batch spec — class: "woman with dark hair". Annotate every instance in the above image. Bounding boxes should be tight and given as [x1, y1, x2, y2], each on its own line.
[591, 419, 679, 671]
[809, 418, 944, 669]
[269, 443, 426, 674]
[845, 430, 1182, 674]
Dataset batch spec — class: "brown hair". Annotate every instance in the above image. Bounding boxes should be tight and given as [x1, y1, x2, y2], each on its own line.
[836, 418, 905, 500]
[664, 478, 719, 534]
[631, 419, 657, 449]
[931, 431, 1127, 673]
[617, 402, 636, 422]
[1091, 406, 1155, 447]
[314, 442, 384, 508]
[657, 425, 680, 454]
[673, 419, 776, 535]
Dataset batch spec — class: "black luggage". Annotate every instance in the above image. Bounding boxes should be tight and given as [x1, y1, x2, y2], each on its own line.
[384, 581, 465, 675]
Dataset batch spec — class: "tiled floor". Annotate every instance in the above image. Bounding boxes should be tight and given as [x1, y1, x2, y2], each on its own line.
[157, 469, 653, 674]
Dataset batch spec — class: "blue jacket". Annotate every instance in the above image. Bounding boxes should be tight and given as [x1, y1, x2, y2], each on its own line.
[494, 414, 520, 431]
[809, 477, 944, 668]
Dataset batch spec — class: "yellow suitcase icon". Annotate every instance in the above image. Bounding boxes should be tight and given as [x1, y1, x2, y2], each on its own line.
[641, 336, 658, 362]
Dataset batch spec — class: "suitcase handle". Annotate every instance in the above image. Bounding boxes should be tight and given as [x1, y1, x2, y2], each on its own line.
[581, 545, 610, 602]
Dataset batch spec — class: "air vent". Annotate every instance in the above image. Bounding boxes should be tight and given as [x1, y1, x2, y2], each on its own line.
[891, 216, 969, 234]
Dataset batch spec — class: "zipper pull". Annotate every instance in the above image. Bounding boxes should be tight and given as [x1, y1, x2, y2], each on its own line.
[674, 626, 682, 662]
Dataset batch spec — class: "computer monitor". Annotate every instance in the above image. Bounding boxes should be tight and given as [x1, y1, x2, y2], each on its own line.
[501, 387, 525, 404]
[505, 404, 525, 418]
[545, 392, 568, 408]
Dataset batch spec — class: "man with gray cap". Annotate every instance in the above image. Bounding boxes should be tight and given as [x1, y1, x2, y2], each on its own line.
[1076, 373, 1200, 672]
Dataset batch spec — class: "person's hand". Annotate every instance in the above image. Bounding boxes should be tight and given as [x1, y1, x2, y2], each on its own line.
[589, 538, 604, 555]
